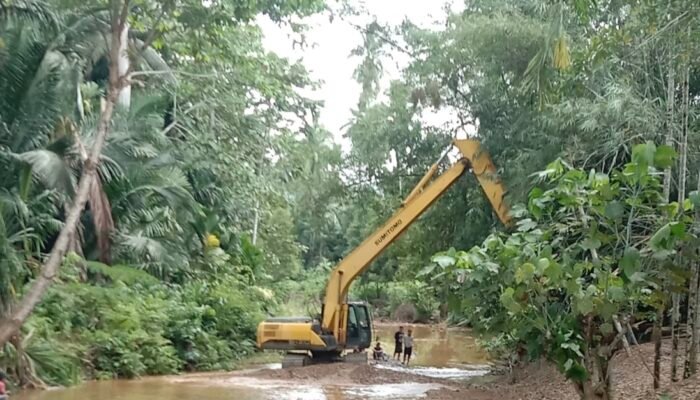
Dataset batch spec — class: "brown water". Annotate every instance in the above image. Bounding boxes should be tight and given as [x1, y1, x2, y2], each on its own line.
[15, 323, 488, 400]
[373, 324, 489, 368]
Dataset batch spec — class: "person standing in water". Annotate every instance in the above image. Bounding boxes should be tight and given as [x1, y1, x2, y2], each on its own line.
[402, 328, 414, 365]
[393, 326, 404, 361]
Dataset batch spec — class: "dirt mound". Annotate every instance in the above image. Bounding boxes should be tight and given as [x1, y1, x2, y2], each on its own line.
[612, 341, 700, 400]
[242, 362, 499, 399]
[483, 361, 577, 400]
[243, 362, 438, 385]
[481, 340, 700, 400]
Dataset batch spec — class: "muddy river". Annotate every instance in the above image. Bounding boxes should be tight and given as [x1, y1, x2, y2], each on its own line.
[15, 324, 489, 400]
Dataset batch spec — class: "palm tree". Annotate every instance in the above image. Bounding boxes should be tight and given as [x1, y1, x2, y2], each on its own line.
[1, 0, 178, 265]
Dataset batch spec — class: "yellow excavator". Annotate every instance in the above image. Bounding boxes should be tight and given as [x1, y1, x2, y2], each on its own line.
[256, 138, 512, 367]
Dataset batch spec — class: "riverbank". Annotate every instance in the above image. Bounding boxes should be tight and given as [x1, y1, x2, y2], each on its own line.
[238, 340, 699, 400]
[476, 340, 700, 400]
[13, 327, 700, 400]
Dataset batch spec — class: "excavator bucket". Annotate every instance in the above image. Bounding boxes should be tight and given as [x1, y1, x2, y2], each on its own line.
[453, 139, 512, 226]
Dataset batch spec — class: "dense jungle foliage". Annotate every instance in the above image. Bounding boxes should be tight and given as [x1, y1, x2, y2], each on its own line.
[1, 0, 700, 398]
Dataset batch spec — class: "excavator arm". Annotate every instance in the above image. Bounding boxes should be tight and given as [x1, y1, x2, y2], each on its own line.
[321, 139, 511, 341]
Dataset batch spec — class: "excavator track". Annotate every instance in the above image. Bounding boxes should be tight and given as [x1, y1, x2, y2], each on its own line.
[281, 351, 367, 368]
[343, 351, 368, 364]
[281, 353, 312, 368]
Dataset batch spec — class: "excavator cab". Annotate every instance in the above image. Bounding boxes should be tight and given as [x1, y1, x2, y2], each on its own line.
[345, 302, 372, 350]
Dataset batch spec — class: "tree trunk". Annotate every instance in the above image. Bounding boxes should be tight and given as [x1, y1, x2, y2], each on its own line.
[671, 293, 680, 381]
[686, 249, 699, 377]
[576, 317, 612, 400]
[662, 56, 675, 202]
[74, 132, 114, 264]
[693, 247, 700, 375]
[676, 35, 692, 378]
[654, 307, 664, 389]
[90, 177, 115, 264]
[252, 198, 260, 245]
[657, 42, 675, 388]
[684, 172, 700, 378]
[0, 0, 128, 347]
[575, 356, 611, 400]
[117, 21, 130, 109]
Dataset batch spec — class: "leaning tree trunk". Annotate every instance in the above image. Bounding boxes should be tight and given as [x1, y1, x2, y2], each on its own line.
[0, 0, 128, 347]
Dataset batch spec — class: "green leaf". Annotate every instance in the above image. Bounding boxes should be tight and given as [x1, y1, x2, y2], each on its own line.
[536, 258, 550, 275]
[417, 263, 436, 277]
[500, 287, 522, 313]
[566, 279, 581, 295]
[517, 219, 538, 232]
[653, 145, 677, 169]
[561, 342, 584, 358]
[684, 198, 693, 211]
[599, 302, 617, 320]
[650, 224, 672, 249]
[600, 322, 614, 335]
[515, 263, 536, 284]
[544, 262, 562, 281]
[631, 142, 656, 167]
[564, 360, 589, 382]
[689, 191, 700, 208]
[581, 237, 601, 250]
[620, 247, 640, 278]
[576, 297, 594, 315]
[604, 201, 625, 220]
[629, 272, 647, 283]
[608, 287, 625, 302]
[432, 255, 455, 268]
[670, 222, 686, 238]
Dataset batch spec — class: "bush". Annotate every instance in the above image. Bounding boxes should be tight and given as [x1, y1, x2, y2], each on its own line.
[22, 264, 269, 385]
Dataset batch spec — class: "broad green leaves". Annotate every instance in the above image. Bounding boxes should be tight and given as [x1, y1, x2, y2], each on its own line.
[631, 142, 678, 171]
[620, 247, 640, 279]
[432, 154, 693, 390]
[515, 262, 536, 283]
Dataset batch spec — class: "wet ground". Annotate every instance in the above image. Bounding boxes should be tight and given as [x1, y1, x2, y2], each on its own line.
[15, 323, 491, 400]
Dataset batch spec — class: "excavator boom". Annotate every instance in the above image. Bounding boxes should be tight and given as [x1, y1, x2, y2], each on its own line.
[256, 138, 510, 365]
[321, 139, 511, 342]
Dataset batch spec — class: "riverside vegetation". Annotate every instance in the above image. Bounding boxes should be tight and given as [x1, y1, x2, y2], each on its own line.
[1, 1, 700, 399]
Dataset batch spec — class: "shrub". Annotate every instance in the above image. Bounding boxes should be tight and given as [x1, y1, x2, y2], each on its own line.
[25, 264, 269, 384]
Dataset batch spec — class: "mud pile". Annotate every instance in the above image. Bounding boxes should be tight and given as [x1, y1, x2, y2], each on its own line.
[242, 362, 496, 400]
[243, 362, 442, 385]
